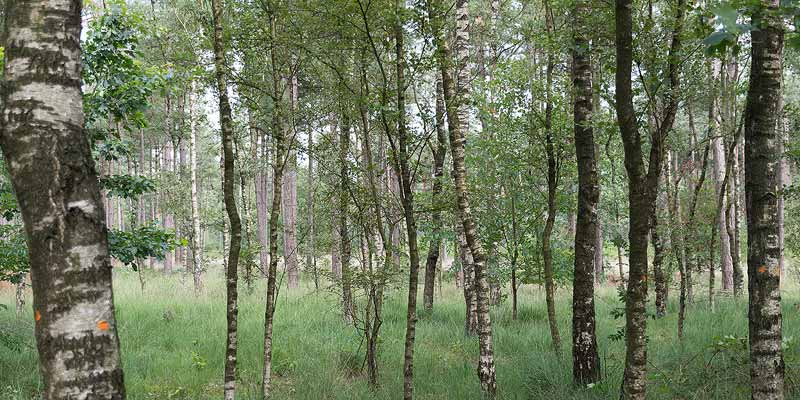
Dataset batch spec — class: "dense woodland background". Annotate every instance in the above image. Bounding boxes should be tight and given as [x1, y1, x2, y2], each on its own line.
[1, 0, 799, 398]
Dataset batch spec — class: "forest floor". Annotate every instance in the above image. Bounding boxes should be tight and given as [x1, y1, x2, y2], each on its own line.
[2, 267, 800, 399]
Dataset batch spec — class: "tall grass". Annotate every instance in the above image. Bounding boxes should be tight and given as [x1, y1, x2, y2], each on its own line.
[1, 268, 799, 399]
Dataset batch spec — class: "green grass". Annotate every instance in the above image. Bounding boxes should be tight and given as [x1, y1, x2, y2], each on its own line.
[2, 268, 800, 399]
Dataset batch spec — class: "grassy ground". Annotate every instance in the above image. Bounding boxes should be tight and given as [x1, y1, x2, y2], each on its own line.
[1, 268, 800, 399]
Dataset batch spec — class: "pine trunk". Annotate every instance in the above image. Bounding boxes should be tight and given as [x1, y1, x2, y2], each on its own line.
[283, 71, 299, 289]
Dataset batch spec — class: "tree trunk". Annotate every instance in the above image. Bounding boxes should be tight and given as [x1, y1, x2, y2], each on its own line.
[331, 204, 342, 278]
[542, 0, 561, 354]
[681, 143, 710, 339]
[430, 0, 497, 394]
[615, 0, 683, 395]
[0, 0, 126, 396]
[396, 4, 424, 396]
[652, 169, 668, 318]
[256, 121, 270, 278]
[190, 83, 203, 294]
[744, 1, 785, 398]
[263, 11, 286, 399]
[710, 63, 734, 293]
[339, 109, 355, 324]
[15, 274, 25, 316]
[571, 0, 601, 382]
[423, 77, 447, 312]
[307, 128, 317, 289]
[283, 70, 299, 289]
[163, 138, 175, 274]
[457, 223, 478, 335]
[210, 0, 242, 397]
[730, 141, 743, 296]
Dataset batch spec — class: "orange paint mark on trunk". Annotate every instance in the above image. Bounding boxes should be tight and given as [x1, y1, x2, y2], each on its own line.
[35, 310, 41, 322]
[97, 320, 109, 331]
[758, 266, 767, 274]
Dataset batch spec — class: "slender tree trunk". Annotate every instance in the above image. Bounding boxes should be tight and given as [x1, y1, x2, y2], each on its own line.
[652, 168, 668, 318]
[15, 274, 25, 316]
[731, 140, 743, 296]
[283, 70, 299, 289]
[330, 120, 341, 280]
[263, 11, 286, 399]
[256, 122, 270, 278]
[339, 109, 355, 323]
[680, 143, 710, 339]
[190, 83, 203, 294]
[423, 77, 447, 312]
[307, 129, 317, 289]
[430, 0, 497, 394]
[396, 4, 424, 397]
[541, 0, 561, 353]
[331, 203, 342, 278]
[707, 62, 720, 310]
[669, 153, 686, 339]
[210, 0, 242, 397]
[164, 138, 175, 274]
[615, 0, 682, 395]
[571, 0, 601, 382]
[510, 195, 519, 321]
[357, 65, 390, 386]
[595, 217, 604, 283]
[457, 222, 478, 334]
[744, 1, 785, 397]
[239, 140, 254, 293]
[0, 0, 126, 396]
[710, 63, 734, 296]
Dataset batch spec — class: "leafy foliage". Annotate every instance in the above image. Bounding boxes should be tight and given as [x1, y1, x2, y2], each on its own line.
[100, 174, 157, 199]
[108, 225, 184, 271]
[83, 1, 165, 133]
[0, 225, 28, 284]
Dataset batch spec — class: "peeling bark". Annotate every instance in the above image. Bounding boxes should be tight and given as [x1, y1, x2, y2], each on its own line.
[430, 0, 497, 394]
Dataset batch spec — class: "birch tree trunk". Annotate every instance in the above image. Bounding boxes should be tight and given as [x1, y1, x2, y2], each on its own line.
[0, 0, 127, 396]
[263, 10, 286, 398]
[256, 120, 270, 278]
[210, 0, 243, 397]
[457, 223, 478, 335]
[163, 124, 175, 274]
[744, 1, 785, 397]
[189, 83, 203, 294]
[430, 0, 496, 394]
[571, 0, 601, 382]
[307, 129, 317, 289]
